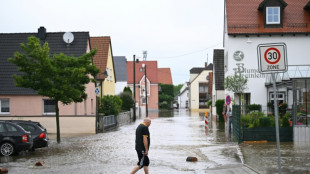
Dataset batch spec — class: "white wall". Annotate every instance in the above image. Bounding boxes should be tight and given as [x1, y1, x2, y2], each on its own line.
[178, 89, 189, 109]
[115, 82, 127, 95]
[225, 35, 310, 106]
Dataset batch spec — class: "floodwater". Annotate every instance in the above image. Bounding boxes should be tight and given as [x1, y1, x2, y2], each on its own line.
[0, 109, 308, 173]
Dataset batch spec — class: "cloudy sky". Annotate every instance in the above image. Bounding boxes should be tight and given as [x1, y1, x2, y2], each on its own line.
[0, 0, 224, 85]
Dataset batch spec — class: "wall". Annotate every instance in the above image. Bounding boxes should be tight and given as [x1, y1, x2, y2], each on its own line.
[103, 45, 116, 95]
[178, 90, 189, 109]
[115, 82, 127, 95]
[0, 116, 96, 134]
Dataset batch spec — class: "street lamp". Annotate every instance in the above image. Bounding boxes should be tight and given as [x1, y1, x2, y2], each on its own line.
[142, 63, 148, 117]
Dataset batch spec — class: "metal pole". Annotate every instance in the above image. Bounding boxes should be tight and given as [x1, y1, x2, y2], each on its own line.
[272, 73, 282, 174]
[306, 79, 308, 126]
[145, 65, 148, 117]
[100, 80, 103, 98]
[133, 55, 136, 121]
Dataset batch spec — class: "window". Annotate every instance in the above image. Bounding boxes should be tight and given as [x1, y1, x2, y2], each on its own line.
[267, 7, 280, 24]
[6, 124, 18, 132]
[0, 123, 5, 133]
[19, 124, 36, 132]
[0, 99, 10, 114]
[110, 69, 113, 81]
[199, 83, 208, 93]
[43, 99, 56, 115]
[142, 97, 146, 104]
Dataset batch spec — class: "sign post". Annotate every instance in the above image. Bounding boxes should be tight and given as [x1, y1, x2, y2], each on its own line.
[257, 43, 287, 174]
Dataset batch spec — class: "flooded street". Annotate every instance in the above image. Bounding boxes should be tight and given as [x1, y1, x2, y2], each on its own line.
[0, 110, 309, 173]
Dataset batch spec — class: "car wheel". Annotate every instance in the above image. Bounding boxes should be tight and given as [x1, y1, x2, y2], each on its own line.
[0, 142, 15, 156]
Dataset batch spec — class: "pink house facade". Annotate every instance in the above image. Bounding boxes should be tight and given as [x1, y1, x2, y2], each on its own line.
[127, 61, 159, 112]
[0, 27, 96, 134]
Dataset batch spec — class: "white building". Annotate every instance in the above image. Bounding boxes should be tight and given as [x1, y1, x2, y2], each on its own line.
[178, 82, 189, 109]
[224, 0, 310, 109]
[225, 0, 310, 141]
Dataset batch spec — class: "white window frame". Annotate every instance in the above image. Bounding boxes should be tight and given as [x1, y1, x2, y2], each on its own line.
[43, 99, 56, 115]
[266, 7, 280, 24]
[0, 99, 10, 115]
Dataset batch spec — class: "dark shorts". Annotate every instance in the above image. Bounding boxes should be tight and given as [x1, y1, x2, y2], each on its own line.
[136, 150, 150, 168]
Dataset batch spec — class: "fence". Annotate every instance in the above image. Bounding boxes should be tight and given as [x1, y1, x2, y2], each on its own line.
[97, 111, 132, 132]
[232, 104, 293, 143]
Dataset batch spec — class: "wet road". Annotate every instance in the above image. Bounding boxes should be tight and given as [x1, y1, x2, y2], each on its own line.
[0, 110, 261, 173]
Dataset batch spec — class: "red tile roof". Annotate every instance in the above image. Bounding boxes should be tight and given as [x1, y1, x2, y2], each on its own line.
[90, 36, 111, 79]
[226, 0, 310, 34]
[127, 61, 158, 84]
[158, 68, 173, 85]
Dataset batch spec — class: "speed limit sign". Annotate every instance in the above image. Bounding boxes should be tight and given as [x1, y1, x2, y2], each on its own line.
[257, 43, 287, 73]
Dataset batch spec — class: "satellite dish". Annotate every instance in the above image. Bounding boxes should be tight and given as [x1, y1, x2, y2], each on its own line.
[63, 32, 74, 44]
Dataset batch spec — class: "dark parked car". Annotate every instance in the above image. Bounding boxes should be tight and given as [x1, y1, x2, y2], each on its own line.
[0, 121, 33, 156]
[8, 120, 48, 150]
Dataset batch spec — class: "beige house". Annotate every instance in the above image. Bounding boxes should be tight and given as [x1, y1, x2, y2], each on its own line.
[189, 63, 213, 112]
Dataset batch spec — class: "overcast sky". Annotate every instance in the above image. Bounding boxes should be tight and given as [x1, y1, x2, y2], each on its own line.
[0, 0, 224, 85]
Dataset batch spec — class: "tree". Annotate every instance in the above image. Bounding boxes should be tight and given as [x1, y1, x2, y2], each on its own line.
[123, 86, 132, 95]
[159, 83, 174, 109]
[9, 36, 100, 143]
[119, 92, 134, 111]
[173, 84, 183, 97]
[98, 95, 122, 116]
[224, 74, 248, 105]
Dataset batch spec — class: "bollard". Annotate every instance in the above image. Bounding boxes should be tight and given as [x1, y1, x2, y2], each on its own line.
[204, 112, 208, 130]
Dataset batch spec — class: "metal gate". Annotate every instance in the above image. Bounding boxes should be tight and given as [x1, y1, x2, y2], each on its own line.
[232, 105, 242, 143]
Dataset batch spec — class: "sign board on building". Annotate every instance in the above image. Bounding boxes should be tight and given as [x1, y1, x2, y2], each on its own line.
[257, 43, 288, 73]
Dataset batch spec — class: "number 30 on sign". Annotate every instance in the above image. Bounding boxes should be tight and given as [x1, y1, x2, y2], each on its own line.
[257, 43, 287, 73]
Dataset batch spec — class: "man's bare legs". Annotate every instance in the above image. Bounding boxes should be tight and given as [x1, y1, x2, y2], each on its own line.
[130, 165, 149, 174]
[130, 165, 139, 174]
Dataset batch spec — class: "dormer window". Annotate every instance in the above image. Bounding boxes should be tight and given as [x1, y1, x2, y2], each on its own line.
[266, 7, 280, 24]
[258, 0, 287, 28]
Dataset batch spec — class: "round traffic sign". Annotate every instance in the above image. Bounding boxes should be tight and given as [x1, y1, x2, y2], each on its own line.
[264, 47, 281, 64]
[226, 95, 231, 105]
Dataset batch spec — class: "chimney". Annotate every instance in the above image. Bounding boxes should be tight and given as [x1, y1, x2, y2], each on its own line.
[205, 62, 208, 68]
[37, 26, 46, 40]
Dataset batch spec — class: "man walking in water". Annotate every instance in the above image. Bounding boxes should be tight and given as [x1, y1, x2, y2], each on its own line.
[130, 118, 151, 174]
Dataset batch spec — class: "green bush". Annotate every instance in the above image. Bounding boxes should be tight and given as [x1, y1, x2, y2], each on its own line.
[258, 116, 271, 127]
[207, 100, 212, 107]
[159, 101, 169, 109]
[119, 92, 134, 111]
[215, 99, 225, 122]
[241, 114, 252, 128]
[98, 95, 122, 116]
[282, 113, 290, 127]
[248, 104, 261, 111]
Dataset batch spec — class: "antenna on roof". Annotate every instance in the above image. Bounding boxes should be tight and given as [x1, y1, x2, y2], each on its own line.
[63, 32, 74, 46]
[143, 51, 147, 61]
